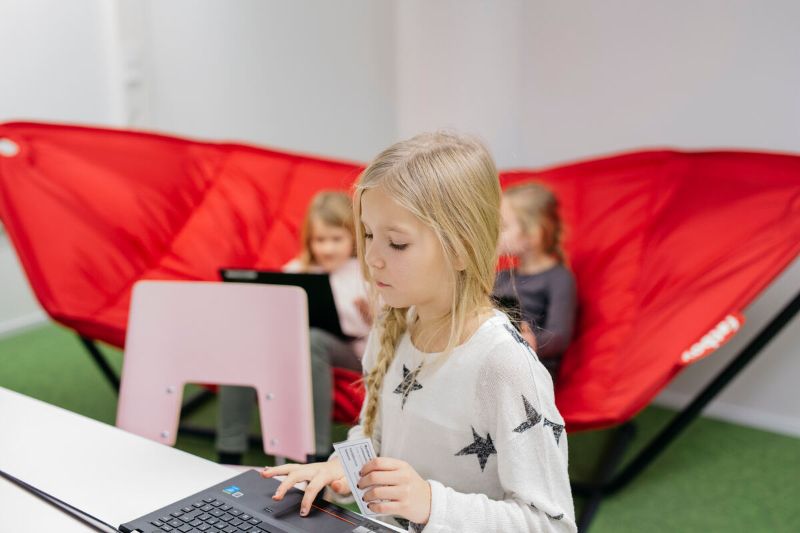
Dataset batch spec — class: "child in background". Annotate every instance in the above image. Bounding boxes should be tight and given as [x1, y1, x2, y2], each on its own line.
[263, 132, 576, 532]
[494, 183, 577, 382]
[216, 191, 371, 463]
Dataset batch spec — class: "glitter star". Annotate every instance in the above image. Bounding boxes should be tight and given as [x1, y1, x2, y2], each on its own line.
[393, 363, 423, 408]
[455, 427, 497, 472]
[513, 394, 543, 433]
[544, 418, 565, 445]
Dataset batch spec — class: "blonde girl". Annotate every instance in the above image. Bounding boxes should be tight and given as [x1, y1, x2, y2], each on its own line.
[263, 132, 576, 532]
[217, 191, 371, 464]
[494, 183, 577, 382]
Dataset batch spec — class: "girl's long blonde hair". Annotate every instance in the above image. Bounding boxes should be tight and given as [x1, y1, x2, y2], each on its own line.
[353, 131, 501, 437]
[296, 190, 356, 270]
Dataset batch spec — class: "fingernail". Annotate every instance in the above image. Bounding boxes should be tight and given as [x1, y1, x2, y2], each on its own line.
[300, 507, 308, 516]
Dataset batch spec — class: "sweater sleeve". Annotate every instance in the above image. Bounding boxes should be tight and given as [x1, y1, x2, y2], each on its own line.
[422, 339, 576, 533]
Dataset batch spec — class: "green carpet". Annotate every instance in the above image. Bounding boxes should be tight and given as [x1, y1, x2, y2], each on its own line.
[1, 323, 798, 532]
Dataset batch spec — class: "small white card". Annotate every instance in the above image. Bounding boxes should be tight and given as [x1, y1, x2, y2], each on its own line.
[333, 437, 381, 517]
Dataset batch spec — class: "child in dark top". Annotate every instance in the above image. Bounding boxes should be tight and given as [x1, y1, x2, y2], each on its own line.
[493, 183, 577, 382]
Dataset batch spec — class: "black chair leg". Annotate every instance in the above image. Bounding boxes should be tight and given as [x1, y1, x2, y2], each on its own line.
[78, 335, 120, 391]
[573, 422, 637, 532]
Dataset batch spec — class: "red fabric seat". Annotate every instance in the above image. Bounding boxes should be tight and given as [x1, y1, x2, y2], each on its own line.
[503, 153, 800, 430]
[1, 121, 798, 430]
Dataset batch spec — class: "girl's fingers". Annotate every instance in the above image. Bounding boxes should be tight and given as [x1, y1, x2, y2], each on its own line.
[261, 463, 300, 478]
[357, 470, 396, 489]
[273, 471, 304, 500]
[360, 457, 403, 476]
[331, 477, 351, 495]
[362, 485, 403, 503]
[299, 478, 327, 516]
[367, 500, 401, 515]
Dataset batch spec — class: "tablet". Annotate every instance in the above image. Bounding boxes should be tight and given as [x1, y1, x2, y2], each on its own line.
[220, 269, 354, 340]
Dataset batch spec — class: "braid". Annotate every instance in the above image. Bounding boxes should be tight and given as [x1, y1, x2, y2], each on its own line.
[363, 306, 408, 437]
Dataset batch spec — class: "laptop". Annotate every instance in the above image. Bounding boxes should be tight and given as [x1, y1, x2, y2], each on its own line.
[119, 469, 402, 533]
[220, 269, 354, 341]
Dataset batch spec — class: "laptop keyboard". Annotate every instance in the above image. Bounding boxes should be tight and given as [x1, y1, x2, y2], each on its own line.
[121, 470, 397, 533]
[146, 497, 268, 533]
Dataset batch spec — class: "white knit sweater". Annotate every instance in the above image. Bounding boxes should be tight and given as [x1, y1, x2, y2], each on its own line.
[346, 311, 577, 532]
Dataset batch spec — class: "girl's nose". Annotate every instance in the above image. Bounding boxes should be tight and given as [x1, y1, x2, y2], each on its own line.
[365, 245, 384, 270]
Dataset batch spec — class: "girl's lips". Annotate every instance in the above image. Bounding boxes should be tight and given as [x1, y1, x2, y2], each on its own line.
[376, 281, 390, 288]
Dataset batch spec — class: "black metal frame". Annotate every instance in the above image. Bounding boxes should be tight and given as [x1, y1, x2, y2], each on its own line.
[571, 289, 800, 532]
[78, 336, 120, 391]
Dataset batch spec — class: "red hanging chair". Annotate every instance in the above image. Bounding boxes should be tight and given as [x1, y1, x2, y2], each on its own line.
[1, 121, 798, 432]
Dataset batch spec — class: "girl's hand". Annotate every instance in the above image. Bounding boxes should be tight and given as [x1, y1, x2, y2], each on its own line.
[354, 297, 373, 325]
[521, 322, 538, 351]
[358, 457, 432, 525]
[262, 458, 349, 516]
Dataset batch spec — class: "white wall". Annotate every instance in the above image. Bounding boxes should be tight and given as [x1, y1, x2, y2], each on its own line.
[0, 237, 44, 336]
[395, 1, 527, 166]
[519, 1, 800, 167]
[396, 0, 800, 167]
[0, 0, 119, 125]
[136, 0, 397, 162]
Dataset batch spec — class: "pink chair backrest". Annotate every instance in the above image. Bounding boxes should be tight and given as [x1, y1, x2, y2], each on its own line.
[116, 280, 314, 462]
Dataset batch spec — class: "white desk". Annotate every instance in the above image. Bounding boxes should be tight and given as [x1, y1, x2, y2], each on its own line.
[0, 386, 237, 531]
[0, 474, 101, 532]
[0, 387, 404, 533]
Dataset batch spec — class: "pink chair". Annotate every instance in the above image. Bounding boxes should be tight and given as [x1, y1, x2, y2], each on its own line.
[116, 280, 315, 463]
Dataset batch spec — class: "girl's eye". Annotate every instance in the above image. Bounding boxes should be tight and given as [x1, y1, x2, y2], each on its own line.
[364, 233, 373, 240]
[389, 242, 408, 251]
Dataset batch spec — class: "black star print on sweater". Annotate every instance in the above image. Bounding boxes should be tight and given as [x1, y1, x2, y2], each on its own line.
[530, 502, 564, 520]
[455, 427, 497, 472]
[513, 394, 543, 433]
[544, 418, 565, 444]
[393, 363, 423, 408]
